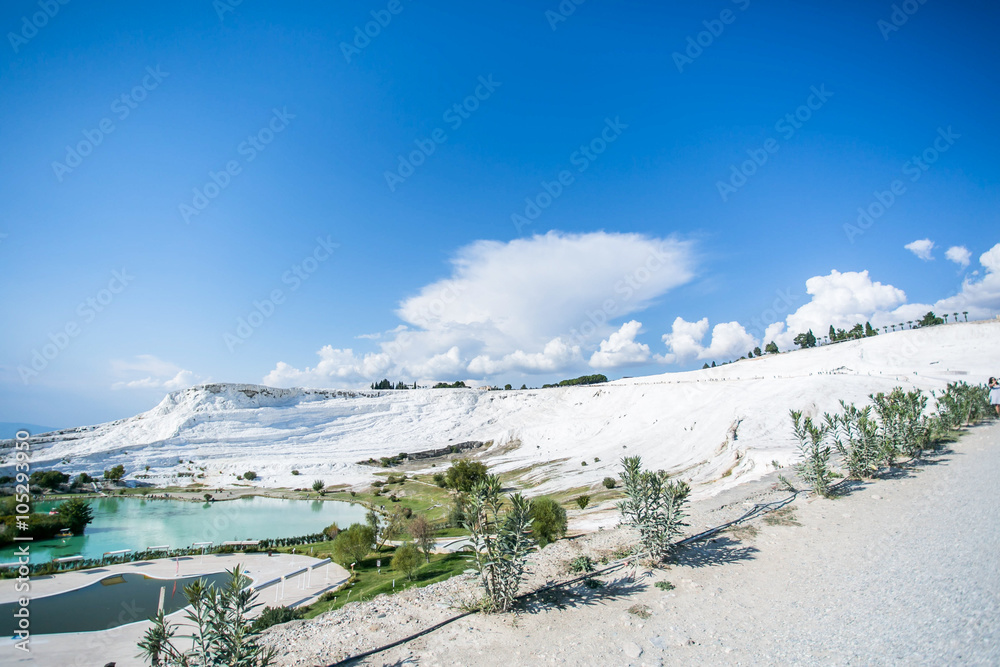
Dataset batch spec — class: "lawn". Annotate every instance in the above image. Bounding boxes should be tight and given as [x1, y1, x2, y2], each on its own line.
[299, 549, 474, 618]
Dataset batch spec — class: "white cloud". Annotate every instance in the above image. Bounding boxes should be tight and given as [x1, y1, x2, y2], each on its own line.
[659, 317, 757, 363]
[111, 355, 204, 391]
[262, 347, 392, 388]
[904, 238, 935, 261]
[589, 320, 650, 368]
[945, 245, 971, 268]
[264, 231, 696, 385]
[469, 338, 582, 376]
[764, 243, 1000, 347]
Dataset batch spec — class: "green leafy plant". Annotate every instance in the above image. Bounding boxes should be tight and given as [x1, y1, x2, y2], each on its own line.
[791, 410, 833, 497]
[57, 498, 94, 535]
[617, 456, 690, 562]
[103, 464, 126, 482]
[568, 555, 594, 573]
[312, 479, 324, 493]
[138, 565, 275, 667]
[602, 477, 616, 489]
[391, 542, 422, 580]
[243, 471, 257, 481]
[575, 495, 590, 510]
[250, 605, 303, 632]
[824, 401, 880, 479]
[465, 474, 535, 613]
[530, 497, 567, 547]
[654, 580, 675, 591]
[445, 459, 489, 492]
[332, 523, 375, 565]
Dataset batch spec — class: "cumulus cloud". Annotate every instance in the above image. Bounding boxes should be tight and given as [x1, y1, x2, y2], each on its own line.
[945, 245, 971, 268]
[264, 231, 696, 386]
[589, 320, 650, 368]
[763, 243, 1000, 348]
[111, 355, 204, 391]
[263, 347, 392, 387]
[904, 238, 935, 261]
[659, 317, 757, 363]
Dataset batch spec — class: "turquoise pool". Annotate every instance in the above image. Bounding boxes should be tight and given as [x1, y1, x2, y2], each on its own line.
[0, 495, 367, 564]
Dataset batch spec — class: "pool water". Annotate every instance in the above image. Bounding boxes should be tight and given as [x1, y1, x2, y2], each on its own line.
[0, 495, 367, 564]
[0, 570, 232, 636]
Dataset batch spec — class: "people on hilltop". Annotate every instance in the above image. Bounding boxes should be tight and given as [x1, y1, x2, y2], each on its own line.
[989, 377, 1000, 417]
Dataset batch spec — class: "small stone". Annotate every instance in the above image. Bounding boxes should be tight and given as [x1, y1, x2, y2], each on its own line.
[622, 641, 643, 659]
[871, 494, 882, 500]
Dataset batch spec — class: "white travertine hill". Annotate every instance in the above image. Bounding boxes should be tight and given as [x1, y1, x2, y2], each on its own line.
[5, 321, 998, 500]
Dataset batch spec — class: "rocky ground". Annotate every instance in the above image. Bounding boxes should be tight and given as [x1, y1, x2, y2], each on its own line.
[261, 420, 1000, 666]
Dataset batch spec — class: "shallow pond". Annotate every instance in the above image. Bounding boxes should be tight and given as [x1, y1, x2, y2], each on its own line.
[0, 495, 367, 564]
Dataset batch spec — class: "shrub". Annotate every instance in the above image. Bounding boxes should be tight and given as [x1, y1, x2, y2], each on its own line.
[618, 456, 690, 562]
[466, 475, 535, 612]
[530, 498, 567, 548]
[104, 464, 126, 482]
[824, 402, 880, 479]
[243, 471, 257, 481]
[654, 580, 675, 591]
[581, 461, 587, 466]
[448, 494, 467, 528]
[602, 477, 617, 489]
[250, 605, 303, 632]
[332, 524, 375, 565]
[432, 473, 447, 487]
[391, 542, 421, 580]
[323, 522, 340, 540]
[445, 459, 489, 493]
[410, 515, 435, 563]
[291, 470, 300, 476]
[312, 479, 325, 492]
[569, 555, 594, 573]
[400, 506, 413, 519]
[791, 410, 833, 497]
[57, 498, 94, 535]
[575, 495, 590, 510]
[30, 470, 69, 490]
[138, 565, 275, 666]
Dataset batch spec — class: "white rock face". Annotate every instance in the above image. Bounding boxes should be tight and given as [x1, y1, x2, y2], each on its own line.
[6, 322, 998, 507]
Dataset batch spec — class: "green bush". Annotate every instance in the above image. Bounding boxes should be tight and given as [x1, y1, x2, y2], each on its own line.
[791, 410, 833, 497]
[575, 495, 590, 510]
[445, 459, 489, 493]
[103, 464, 126, 482]
[312, 479, 325, 492]
[243, 471, 257, 481]
[530, 497, 567, 548]
[57, 498, 94, 535]
[618, 456, 690, 562]
[30, 470, 69, 490]
[291, 470, 300, 476]
[332, 524, 375, 565]
[569, 555, 594, 573]
[250, 605, 303, 632]
[602, 477, 617, 489]
[391, 542, 422, 580]
[432, 473, 447, 487]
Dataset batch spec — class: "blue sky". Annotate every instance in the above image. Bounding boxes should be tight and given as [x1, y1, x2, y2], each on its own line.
[2, 0, 998, 428]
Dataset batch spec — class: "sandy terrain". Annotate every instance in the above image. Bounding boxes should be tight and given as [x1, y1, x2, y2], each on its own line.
[264, 421, 1000, 667]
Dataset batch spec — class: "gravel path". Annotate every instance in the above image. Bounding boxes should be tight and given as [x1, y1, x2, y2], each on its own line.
[269, 422, 1000, 666]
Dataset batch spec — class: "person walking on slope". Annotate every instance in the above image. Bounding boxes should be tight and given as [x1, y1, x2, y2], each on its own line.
[990, 377, 1000, 417]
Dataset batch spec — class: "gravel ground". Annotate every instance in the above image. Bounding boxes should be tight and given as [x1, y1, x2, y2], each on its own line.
[265, 422, 1000, 666]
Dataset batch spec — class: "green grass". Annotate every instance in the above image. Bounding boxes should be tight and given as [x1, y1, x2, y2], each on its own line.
[300, 550, 473, 618]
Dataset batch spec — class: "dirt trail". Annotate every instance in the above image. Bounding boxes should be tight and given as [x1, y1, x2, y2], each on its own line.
[267, 422, 1000, 667]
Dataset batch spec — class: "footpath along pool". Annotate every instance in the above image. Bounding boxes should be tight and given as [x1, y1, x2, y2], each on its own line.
[0, 495, 367, 564]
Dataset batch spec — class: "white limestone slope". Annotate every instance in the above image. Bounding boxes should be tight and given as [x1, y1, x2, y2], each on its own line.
[7, 321, 998, 500]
